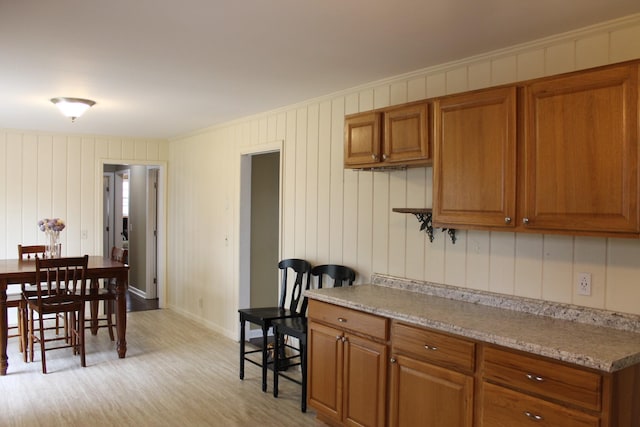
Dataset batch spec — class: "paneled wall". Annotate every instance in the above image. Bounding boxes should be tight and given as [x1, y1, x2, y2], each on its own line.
[167, 15, 640, 339]
[0, 130, 168, 258]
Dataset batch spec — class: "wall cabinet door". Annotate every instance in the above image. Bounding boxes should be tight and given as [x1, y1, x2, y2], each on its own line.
[433, 86, 517, 229]
[344, 101, 430, 169]
[383, 102, 430, 165]
[344, 112, 382, 168]
[522, 63, 639, 234]
[389, 354, 474, 427]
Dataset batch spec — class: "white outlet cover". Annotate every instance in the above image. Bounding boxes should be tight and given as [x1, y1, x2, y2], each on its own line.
[577, 272, 592, 296]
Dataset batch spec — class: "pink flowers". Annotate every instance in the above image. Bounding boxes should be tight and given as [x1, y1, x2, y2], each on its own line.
[38, 218, 66, 232]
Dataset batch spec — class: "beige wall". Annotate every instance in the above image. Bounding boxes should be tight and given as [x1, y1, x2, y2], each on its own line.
[0, 132, 168, 258]
[167, 14, 640, 339]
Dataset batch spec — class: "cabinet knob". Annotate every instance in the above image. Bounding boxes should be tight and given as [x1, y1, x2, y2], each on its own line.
[526, 373, 544, 382]
[522, 217, 530, 225]
[382, 154, 387, 160]
[424, 344, 438, 351]
[524, 411, 544, 421]
[390, 357, 397, 364]
[371, 154, 378, 160]
[338, 317, 346, 323]
[505, 217, 511, 224]
[336, 335, 342, 341]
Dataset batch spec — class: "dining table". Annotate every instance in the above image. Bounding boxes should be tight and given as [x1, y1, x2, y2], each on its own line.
[0, 255, 129, 375]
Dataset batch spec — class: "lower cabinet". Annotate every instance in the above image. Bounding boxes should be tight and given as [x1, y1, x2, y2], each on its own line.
[307, 301, 640, 427]
[389, 322, 475, 427]
[308, 300, 388, 427]
[389, 354, 474, 427]
[481, 382, 599, 427]
[479, 345, 640, 427]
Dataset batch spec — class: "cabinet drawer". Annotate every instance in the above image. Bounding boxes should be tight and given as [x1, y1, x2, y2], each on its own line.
[484, 346, 602, 411]
[481, 382, 599, 427]
[308, 300, 388, 341]
[392, 322, 475, 372]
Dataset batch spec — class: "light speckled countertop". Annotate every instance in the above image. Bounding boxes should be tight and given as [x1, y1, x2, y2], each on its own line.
[305, 274, 640, 373]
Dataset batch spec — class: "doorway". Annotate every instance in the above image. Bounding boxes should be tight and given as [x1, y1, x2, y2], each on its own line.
[103, 172, 115, 258]
[239, 143, 282, 340]
[102, 162, 164, 309]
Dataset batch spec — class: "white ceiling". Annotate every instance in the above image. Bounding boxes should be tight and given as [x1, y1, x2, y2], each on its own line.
[1, 1, 639, 140]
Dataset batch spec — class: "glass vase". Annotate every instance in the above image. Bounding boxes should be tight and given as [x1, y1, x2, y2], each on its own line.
[46, 230, 61, 258]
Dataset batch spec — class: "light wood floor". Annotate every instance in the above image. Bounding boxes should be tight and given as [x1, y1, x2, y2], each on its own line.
[0, 309, 325, 426]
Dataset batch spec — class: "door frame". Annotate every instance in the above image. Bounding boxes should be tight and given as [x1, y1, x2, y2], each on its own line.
[238, 141, 284, 340]
[103, 172, 115, 258]
[114, 169, 128, 248]
[95, 159, 167, 309]
[146, 167, 159, 299]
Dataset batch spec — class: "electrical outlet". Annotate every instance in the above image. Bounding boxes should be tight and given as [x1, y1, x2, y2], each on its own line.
[577, 272, 592, 296]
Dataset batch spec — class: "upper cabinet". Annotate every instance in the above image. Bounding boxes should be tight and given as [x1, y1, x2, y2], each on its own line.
[344, 111, 382, 167]
[432, 61, 640, 238]
[522, 63, 639, 235]
[344, 101, 430, 169]
[433, 86, 517, 229]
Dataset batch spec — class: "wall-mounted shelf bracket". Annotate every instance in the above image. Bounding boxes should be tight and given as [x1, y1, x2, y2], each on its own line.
[392, 208, 456, 244]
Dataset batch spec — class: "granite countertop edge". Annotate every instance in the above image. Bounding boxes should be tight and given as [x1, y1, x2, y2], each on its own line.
[304, 274, 640, 373]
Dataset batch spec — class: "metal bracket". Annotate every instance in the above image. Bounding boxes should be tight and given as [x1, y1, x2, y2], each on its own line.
[393, 209, 456, 244]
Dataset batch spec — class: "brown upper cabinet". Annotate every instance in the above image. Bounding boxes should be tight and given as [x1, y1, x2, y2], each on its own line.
[344, 101, 430, 169]
[522, 63, 639, 235]
[433, 86, 517, 229]
[433, 61, 640, 238]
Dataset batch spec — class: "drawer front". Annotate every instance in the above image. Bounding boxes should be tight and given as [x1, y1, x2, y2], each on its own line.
[481, 382, 600, 427]
[484, 346, 602, 411]
[392, 322, 475, 372]
[308, 300, 388, 341]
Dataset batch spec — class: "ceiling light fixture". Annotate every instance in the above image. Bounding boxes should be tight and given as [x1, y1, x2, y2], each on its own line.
[50, 97, 96, 122]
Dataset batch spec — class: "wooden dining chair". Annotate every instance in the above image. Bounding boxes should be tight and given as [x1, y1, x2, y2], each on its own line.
[84, 246, 128, 340]
[272, 264, 356, 412]
[7, 245, 48, 362]
[238, 258, 312, 392]
[18, 244, 47, 260]
[25, 255, 89, 374]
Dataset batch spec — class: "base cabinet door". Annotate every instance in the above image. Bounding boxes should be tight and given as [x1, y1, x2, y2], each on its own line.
[308, 321, 343, 424]
[343, 334, 387, 427]
[389, 354, 474, 427]
[308, 320, 387, 427]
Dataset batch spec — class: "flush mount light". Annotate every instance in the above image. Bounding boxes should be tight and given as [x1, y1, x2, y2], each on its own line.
[50, 97, 96, 122]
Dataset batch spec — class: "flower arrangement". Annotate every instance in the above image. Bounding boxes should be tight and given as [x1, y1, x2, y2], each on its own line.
[39, 218, 65, 258]
[38, 218, 66, 233]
